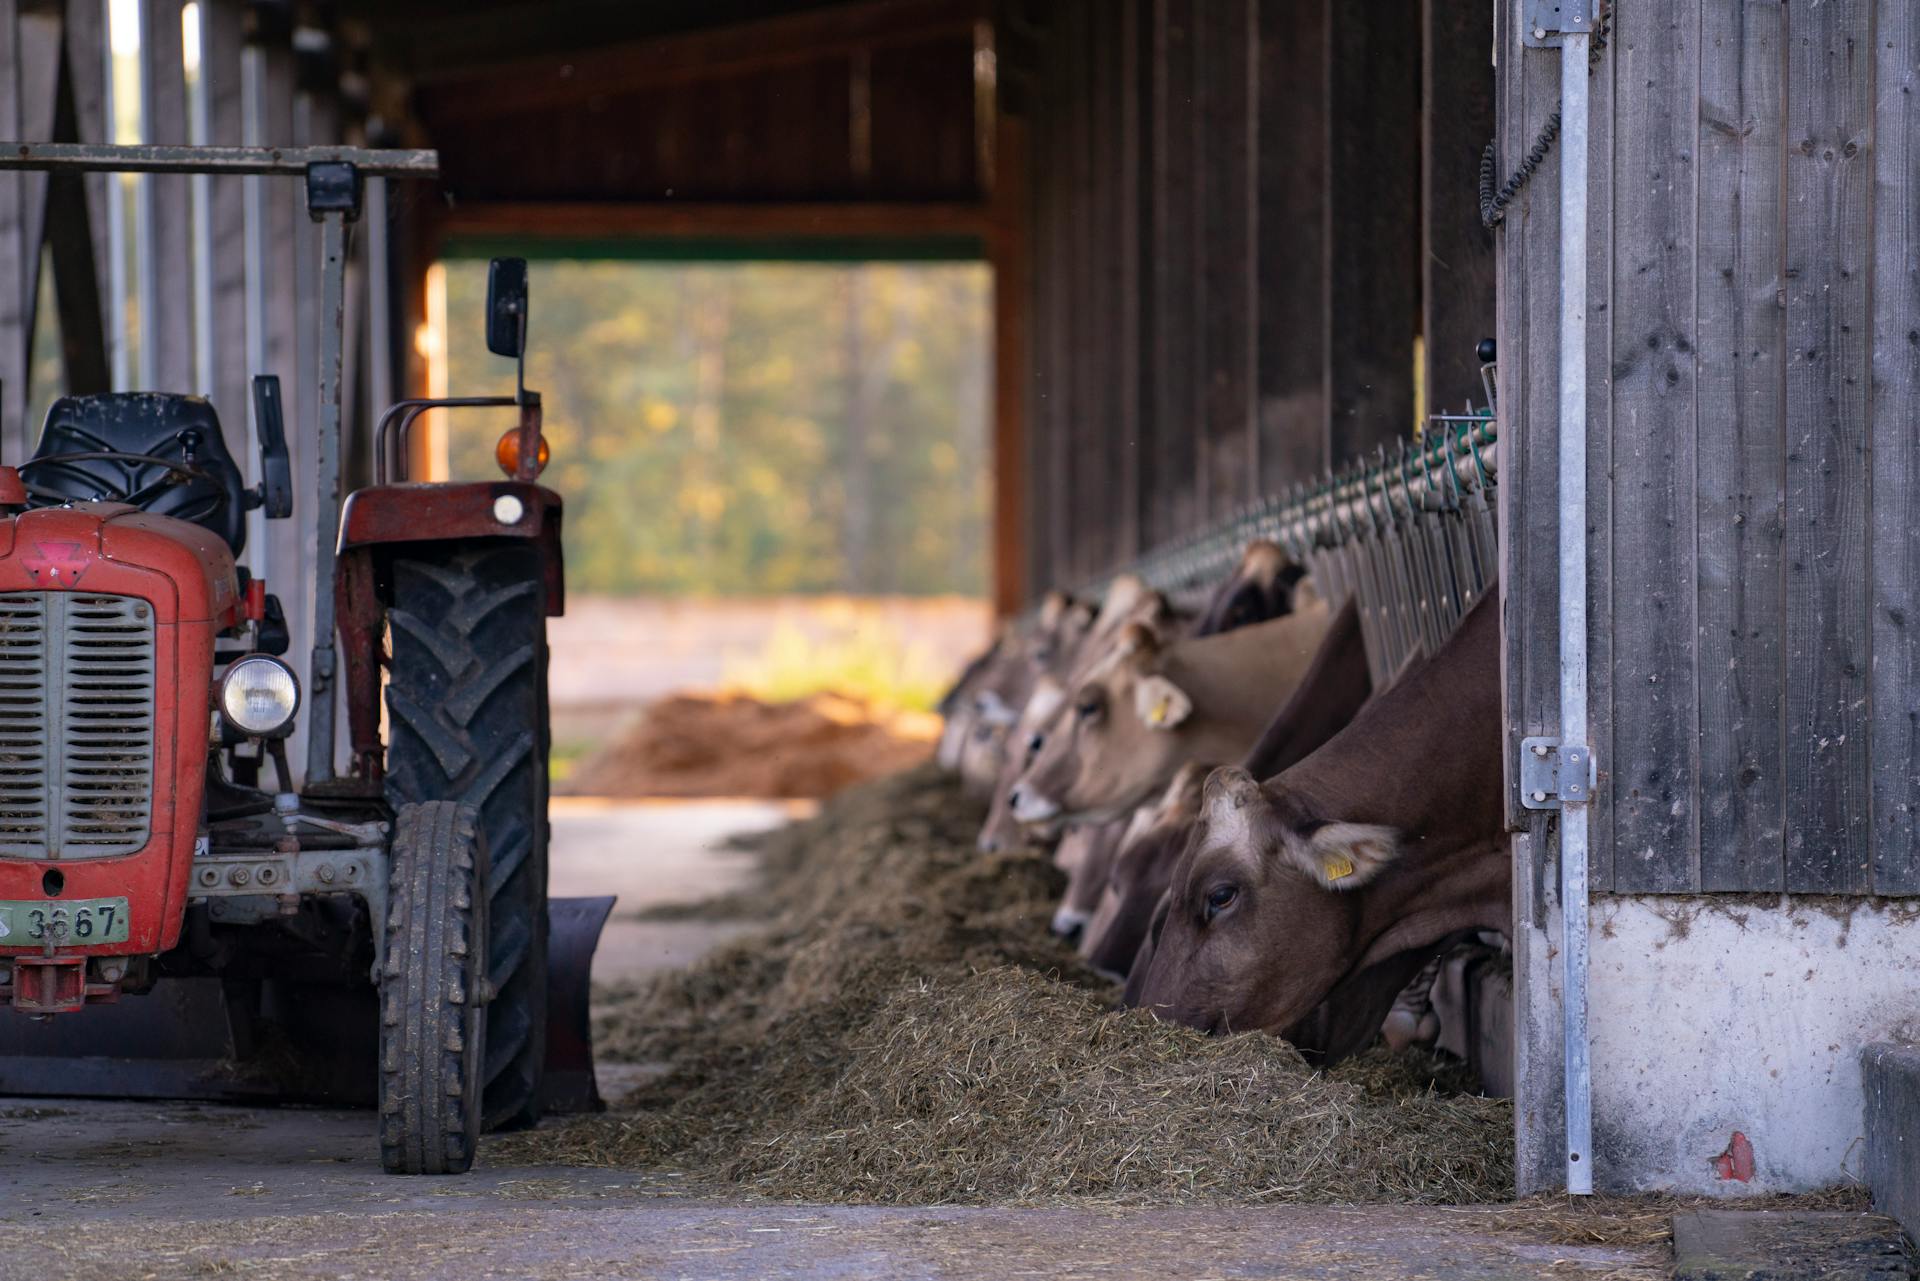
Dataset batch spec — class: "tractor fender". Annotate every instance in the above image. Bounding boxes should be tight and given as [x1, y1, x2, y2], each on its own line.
[337, 481, 563, 617]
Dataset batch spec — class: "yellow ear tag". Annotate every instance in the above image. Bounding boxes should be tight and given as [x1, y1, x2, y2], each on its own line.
[1323, 854, 1355, 882]
[1149, 697, 1169, 725]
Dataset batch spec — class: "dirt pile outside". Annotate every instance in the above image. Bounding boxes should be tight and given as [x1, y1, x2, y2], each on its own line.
[563, 692, 940, 799]
[490, 766, 1514, 1204]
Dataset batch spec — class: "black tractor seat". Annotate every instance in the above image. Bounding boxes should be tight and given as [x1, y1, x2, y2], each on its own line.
[25, 393, 250, 555]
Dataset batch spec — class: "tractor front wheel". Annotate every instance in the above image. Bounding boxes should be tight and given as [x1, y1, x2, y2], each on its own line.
[379, 801, 488, 1176]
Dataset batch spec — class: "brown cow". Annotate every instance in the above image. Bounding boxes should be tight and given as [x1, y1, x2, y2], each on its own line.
[1193, 540, 1310, 637]
[1081, 761, 1213, 975]
[1126, 591, 1505, 1063]
[975, 580, 1185, 853]
[1047, 818, 1128, 940]
[1006, 600, 1333, 828]
[951, 592, 1096, 796]
[1080, 596, 1375, 976]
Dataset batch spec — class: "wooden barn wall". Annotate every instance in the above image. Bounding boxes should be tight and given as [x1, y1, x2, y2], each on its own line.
[1498, 0, 1920, 896]
[1009, 0, 1494, 596]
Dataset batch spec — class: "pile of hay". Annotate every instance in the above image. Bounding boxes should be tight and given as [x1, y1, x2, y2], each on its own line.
[491, 766, 1513, 1204]
[563, 691, 939, 799]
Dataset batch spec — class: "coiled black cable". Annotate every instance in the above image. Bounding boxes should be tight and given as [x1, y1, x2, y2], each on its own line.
[1478, 2, 1613, 229]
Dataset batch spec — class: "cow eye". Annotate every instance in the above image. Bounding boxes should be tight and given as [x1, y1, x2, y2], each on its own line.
[1203, 884, 1238, 922]
[1074, 691, 1104, 720]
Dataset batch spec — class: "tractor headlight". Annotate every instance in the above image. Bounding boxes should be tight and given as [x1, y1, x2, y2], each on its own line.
[219, 656, 300, 737]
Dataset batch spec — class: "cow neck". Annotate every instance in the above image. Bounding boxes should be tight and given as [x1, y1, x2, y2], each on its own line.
[1271, 597, 1506, 964]
[1159, 605, 1331, 749]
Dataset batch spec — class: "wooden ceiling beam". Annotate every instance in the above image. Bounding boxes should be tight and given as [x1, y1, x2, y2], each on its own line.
[431, 199, 992, 245]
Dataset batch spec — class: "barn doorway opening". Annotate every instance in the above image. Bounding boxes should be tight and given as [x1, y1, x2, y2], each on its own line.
[419, 256, 993, 806]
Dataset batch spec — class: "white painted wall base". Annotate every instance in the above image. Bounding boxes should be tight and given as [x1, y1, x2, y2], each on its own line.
[1517, 873, 1920, 1194]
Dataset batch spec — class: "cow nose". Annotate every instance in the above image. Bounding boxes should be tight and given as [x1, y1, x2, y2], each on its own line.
[1051, 905, 1090, 944]
[978, 832, 1002, 854]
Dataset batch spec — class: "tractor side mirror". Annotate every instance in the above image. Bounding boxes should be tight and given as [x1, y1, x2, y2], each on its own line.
[251, 375, 293, 519]
[486, 258, 528, 359]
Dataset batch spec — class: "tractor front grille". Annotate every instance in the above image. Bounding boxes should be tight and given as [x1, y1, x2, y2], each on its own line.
[0, 593, 155, 859]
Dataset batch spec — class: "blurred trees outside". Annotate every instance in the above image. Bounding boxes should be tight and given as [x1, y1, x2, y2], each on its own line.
[443, 260, 991, 598]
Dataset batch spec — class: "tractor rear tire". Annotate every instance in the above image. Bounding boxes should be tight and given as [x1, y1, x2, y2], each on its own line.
[379, 801, 488, 1176]
[384, 543, 550, 1133]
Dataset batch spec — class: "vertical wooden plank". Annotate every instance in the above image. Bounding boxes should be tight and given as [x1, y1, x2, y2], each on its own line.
[1696, 0, 1786, 892]
[1869, 0, 1918, 895]
[990, 104, 1030, 615]
[1497, 11, 1563, 841]
[141, 0, 194, 391]
[1150, 0, 1199, 545]
[1197, 0, 1255, 519]
[1129, 0, 1156, 560]
[203, 0, 249, 455]
[16, 7, 60, 423]
[1079, 0, 1114, 575]
[1583, 0, 1617, 889]
[1325, 2, 1418, 465]
[1254, 0, 1327, 491]
[1421, 0, 1496, 412]
[62, 0, 112, 341]
[46, 26, 109, 398]
[1061, 0, 1089, 582]
[0, 0, 26, 460]
[1782, 0, 1872, 894]
[1606, 0, 1699, 894]
[1039, 68, 1064, 596]
[1116, 0, 1143, 566]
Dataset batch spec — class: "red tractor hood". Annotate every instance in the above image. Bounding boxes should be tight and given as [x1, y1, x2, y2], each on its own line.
[0, 503, 241, 624]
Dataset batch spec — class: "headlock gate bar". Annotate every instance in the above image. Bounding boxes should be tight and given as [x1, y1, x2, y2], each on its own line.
[1078, 408, 1500, 698]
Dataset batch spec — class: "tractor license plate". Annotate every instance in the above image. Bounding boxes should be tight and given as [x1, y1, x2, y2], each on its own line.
[0, 898, 131, 946]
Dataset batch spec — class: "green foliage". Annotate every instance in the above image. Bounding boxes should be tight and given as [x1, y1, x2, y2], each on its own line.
[722, 609, 954, 713]
[443, 261, 990, 597]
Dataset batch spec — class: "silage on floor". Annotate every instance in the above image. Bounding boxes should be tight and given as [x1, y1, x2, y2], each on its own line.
[489, 765, 1513, 1204]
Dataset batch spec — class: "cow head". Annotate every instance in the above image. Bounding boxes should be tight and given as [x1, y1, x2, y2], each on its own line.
[1049, 820, 1124, 942]
[976, 675, 1068, 852]
[1006, 621, 1198, 825]
[1194, 541, 1311, 636]
[1127, 765, 1402, 1036]
[1083, 761, 1211, 977]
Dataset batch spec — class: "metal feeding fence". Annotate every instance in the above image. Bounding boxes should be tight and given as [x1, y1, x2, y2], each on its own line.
[1081, 403, 1500, 691]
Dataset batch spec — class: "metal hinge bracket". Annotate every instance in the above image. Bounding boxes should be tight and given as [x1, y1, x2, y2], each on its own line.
[1523, 0, 1598, 46]
[1520, 737, 1595, 809]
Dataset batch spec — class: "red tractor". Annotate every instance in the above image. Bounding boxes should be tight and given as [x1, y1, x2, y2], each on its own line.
[0, 144, 608, 1174]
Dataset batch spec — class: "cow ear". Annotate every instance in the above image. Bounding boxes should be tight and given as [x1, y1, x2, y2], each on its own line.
[1296, 821, 1400, 889]
[1132, 674, 1193, 730]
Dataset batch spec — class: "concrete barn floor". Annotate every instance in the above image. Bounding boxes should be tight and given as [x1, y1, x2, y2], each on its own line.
[0, 800, 1662, 1281]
